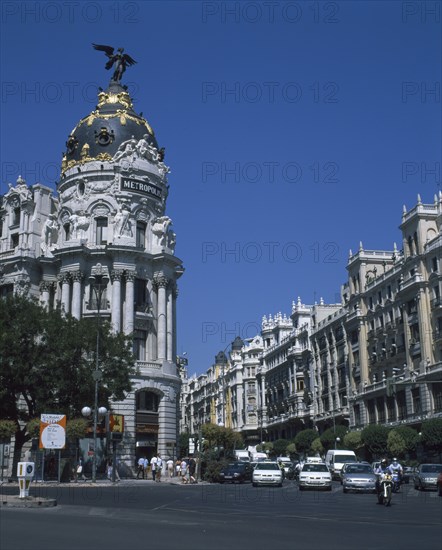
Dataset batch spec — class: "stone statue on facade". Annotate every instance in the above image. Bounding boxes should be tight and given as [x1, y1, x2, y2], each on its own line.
[113, 138, 137, 162]
[152, 216, 172, 249]
[113, 203, 131, 238]
[40, 215, 58, 256]
[69, 212, 89, 240]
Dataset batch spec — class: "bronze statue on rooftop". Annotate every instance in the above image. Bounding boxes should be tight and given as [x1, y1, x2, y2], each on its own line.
[92, 44, 137, 83]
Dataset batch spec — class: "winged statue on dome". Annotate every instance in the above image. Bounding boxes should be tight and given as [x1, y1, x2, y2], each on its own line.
[92, 44, 137, 83]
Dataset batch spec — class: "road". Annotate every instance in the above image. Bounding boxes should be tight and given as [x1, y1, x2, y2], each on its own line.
[1, 480, 441, 550]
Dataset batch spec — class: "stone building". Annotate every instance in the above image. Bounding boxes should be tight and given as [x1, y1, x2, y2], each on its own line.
[181, 196, 442, 444]
[0, 67, 184, 471]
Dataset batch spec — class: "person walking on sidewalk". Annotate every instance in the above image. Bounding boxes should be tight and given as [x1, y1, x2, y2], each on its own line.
[166, 457, 174, 477]
[156, 454, 163, 482]
[136, 456, 145, 479]
[150, 454, 158, 482]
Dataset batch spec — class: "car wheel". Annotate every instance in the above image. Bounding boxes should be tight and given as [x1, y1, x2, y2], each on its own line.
[438, 484, 442, 497]
[299, 486, 304, 491]
[278, 483, 283, 488]
[252, 482, 257, 487]
[327, 486, 332, 492]
[343, 487, 348, 494]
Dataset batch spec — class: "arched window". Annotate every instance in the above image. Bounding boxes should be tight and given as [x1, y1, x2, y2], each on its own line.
[95, 217, 108, 245]
[136, 390, 159, 412]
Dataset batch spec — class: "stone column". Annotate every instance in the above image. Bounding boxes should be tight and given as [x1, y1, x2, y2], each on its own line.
[156, 276, 168, 360]
[111, 270, 124, 333]
[172, 286, 178, 363]
[150, 280, 158, 360]
[39, 281, 51, 308]
[71, 271, 83, 319]
[124, 270, 135, 334]
[59, 273, 71, 314]
[157, 387, 179, 458]
[166, 284, 174, 361]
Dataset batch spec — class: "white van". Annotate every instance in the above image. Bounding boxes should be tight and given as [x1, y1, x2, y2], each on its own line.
[325, 450, 357, 479]
[234, 450, 250, 462]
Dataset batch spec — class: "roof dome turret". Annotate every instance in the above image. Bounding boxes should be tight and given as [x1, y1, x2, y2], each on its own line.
[61, 81, 158, 175]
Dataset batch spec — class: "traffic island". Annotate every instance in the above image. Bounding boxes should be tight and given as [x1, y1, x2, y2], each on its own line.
[1, 495, 57, 508]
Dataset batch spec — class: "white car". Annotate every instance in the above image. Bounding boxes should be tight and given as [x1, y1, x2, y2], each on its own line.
[252, 461, 283, 487]
[298, 462, 332, 491]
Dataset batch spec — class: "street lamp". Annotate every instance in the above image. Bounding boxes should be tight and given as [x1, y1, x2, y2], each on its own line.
[335, 436, 340, 450]
[81, 405, 108, 481]
[87, 269, 109, 482]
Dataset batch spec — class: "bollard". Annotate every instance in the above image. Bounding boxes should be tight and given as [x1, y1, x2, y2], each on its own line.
[17, 462, 35, 499]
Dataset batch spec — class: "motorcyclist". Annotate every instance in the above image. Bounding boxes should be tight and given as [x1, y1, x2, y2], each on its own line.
[388, 458, 403, 477]
[388, 457, 403, 489]
[375, 458, 390, 493]
[375, 458, 389, 475]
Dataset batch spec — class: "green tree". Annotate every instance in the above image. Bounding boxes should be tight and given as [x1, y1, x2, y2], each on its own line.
[294, 429, 318, 455]
[387, 429, 406, 458]
[0, 294, 135, 474]
[273, 438, 289, 456]
[393, 426, 419, 454]
[343, 431, 363, 452]
[311, 437, 324, 456]
[319, 426, 347, 451]
[420, 418, 442, 451]
[361, 424, 389, 458]
[286, 443, 297, 457]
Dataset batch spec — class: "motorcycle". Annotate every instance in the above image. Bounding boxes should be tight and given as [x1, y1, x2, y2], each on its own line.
[391, 470, 401, 493]
[376, 472, 393, 506]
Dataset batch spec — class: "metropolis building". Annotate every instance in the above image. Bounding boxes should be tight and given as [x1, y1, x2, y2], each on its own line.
[0, 56, 184, 471]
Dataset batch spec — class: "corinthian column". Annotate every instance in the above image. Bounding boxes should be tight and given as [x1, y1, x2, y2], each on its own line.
[166, 284, 174, 361]
[124, 270, 135, 334]
[39, 280, 51, 308]
[58, 273, 71, 314]
[155, 275, 168, 360]
[71, 271, 83, 319]
[111, 270, 124, 333]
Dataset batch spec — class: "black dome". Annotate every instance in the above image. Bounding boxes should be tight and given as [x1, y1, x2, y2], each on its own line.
[62, 81, 158, 172]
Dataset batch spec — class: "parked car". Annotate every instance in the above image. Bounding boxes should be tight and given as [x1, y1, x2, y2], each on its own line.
[341, 462, 377, 493]
[219, 462, 253, 484]
[437, 471, 442, 496]
[252, 461, 283, 487]
[414, 464, 442, 491]
[402, 466, 414, 484]
[298, 462, 332, 491]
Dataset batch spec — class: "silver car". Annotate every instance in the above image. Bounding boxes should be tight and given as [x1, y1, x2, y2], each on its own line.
[413, 464, 442, 491]
[341, 463, 377, 493]
[298, 462, 332, 491]
[252, 461, 283, 487]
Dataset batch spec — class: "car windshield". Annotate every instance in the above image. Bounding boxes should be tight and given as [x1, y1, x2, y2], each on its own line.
[226, 463, 245, 470]
[334, 455, 355, 463]
[256, 463, 279, 470]
[421, 464, 442, 473]
[302, 464, 329, 472]
[345, 465, 372, 474]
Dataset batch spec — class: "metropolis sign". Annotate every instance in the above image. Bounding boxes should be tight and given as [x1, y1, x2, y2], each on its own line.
[120, 177, 162, 200]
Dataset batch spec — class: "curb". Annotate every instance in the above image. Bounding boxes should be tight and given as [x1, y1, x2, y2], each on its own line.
[1, 495, 57, 508]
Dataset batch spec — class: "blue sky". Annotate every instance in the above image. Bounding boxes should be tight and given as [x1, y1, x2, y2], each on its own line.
[1, 1, 441, 376]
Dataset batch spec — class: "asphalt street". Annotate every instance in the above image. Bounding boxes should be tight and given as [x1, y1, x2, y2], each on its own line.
[1, 480, 441, 550]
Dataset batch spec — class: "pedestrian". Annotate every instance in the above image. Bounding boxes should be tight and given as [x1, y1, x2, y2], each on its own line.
[167, 457, 174, 478]
[188, 456, 197, 483]
[175, 458, 182, 477]
[181, 458, 188, 483]
[136, 456, 145, 479]
[150, 454, 158, 482]
[107, 459, 121, 482]
[74, 456, 86, 482]
[156, 454, 163, 482]
[143, 456, 149, 478]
